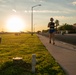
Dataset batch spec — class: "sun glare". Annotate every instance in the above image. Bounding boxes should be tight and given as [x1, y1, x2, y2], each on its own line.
[6, 15, 25, 32]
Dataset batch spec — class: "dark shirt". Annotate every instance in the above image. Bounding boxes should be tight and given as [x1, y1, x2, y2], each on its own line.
[48, 22, 55, 30]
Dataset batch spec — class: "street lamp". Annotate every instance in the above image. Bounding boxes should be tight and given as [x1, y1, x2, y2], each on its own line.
[31, 4, 41, 35]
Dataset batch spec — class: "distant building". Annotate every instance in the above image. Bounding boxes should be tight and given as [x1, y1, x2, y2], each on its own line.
[73, 23, 76, 29]
[73, 23, 76, 27]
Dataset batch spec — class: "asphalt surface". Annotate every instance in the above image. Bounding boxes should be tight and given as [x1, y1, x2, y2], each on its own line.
[40, 33, 76, 45]
[55, 34, 76, 45]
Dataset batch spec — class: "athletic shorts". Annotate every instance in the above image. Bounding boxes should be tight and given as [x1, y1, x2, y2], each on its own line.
[49, 29, 55, 33]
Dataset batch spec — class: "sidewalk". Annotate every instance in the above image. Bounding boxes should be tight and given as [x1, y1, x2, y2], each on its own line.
[37, 34, 76, 75]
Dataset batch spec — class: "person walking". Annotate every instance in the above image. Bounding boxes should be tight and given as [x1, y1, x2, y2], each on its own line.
[48, 18, 56, 45]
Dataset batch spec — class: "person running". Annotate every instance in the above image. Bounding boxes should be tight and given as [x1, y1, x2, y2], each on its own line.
[48, 18, 56, 45]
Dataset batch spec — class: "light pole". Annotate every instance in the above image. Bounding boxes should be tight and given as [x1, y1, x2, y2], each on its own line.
[31, 4, 41, 35]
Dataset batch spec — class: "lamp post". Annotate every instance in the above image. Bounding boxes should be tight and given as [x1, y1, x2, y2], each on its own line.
[31, 4, 41, 36]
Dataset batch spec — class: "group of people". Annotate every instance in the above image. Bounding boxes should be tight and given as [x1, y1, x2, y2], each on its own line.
[48, 18, 58, 45]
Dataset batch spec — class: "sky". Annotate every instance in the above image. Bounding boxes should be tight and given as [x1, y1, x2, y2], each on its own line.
[0, 0, 76, 32]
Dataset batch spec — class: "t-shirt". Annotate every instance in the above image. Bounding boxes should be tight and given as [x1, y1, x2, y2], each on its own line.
[48, 22, 55, 30]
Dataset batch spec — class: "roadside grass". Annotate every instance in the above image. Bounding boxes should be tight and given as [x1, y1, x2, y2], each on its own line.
[0, 33, 66, 75]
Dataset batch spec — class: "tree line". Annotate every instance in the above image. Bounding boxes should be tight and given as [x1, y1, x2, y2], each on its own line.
[40, 23, 76, 34]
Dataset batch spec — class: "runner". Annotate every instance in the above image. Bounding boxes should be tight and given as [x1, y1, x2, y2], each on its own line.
[48, 18, 56, 45]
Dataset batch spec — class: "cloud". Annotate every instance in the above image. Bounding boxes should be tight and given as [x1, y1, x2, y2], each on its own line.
[53, 16, 76, 24]
[33, 0, 46, 2]
[24, 10, 69, 14]
[72, 1, 76, 5]
[53, 16, 76, 20]
[12, 9, 16, 12]
[54, 16, 71, 19]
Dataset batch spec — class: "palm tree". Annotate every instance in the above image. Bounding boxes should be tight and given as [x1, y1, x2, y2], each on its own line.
[55, 19, 59, 33]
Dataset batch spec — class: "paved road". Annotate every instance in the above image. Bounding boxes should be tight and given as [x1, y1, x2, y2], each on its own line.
[38, 34, 76, 75]
[55, 34, 76, 45]
[40, 33, 76, 45]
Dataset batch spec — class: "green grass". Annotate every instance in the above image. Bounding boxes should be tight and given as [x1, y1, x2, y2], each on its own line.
[0, 33, 66, 75]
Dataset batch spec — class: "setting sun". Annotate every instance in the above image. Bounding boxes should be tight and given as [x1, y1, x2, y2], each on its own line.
[6, 15, 25, 32]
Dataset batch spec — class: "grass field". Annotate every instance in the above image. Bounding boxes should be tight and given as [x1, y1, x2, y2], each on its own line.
[0, 33, 66, 75]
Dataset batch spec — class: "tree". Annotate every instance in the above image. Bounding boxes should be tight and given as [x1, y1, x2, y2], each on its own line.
[37, 31, 41, 34]
[58, 23, 73, 30]
[55, 19, 59, 33]
[42, 29, 48, 33]
[58, 23, 76, 33]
